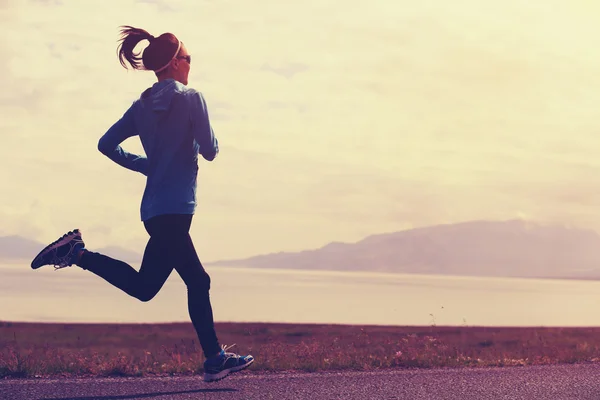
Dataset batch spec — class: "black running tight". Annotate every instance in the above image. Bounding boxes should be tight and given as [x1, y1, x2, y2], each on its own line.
[78, 213, 221, 358]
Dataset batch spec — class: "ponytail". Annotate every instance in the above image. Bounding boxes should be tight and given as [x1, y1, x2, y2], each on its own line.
[117, 25, 154, 70]
[116, 25, 181, 73]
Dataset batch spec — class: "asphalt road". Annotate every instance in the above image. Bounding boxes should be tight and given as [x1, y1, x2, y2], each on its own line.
[2, 363, 599, 400]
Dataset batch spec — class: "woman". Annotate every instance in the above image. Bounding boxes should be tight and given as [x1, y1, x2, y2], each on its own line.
[30, 25, 254, 383]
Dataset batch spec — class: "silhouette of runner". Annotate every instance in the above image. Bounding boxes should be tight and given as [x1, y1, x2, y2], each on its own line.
[31, 25, 254, 383]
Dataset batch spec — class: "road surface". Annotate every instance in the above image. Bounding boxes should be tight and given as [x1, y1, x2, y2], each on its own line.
[1, 363, 599, 399]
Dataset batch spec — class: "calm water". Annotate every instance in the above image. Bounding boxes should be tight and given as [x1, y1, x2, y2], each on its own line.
[2, 261, 600, 326]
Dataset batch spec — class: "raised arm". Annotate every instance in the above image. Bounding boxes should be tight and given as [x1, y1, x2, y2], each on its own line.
[189, 91, 219, 161]
[98, 104, 149, 175]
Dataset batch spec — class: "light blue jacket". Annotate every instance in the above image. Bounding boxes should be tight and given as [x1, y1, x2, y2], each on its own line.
[98, 79, 219, 221]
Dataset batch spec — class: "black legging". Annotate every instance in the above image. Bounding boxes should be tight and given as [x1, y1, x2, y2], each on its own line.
[78, 213, 221, 358]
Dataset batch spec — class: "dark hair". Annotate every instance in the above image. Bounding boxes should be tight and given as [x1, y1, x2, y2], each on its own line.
[117, 25, 180, 74]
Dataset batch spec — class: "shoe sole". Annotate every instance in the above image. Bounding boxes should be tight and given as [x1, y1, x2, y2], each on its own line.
[31, 230, 82, 269]
[203, 358, 254, 383]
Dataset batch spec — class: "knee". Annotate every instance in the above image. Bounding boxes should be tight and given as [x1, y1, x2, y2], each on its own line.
[197, 272, 211, 292]
[136, 290, 157, 303]
[187, 271, 211, 292]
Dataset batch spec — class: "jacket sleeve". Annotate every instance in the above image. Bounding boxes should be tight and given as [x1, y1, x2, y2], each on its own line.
[190, 91, 219, 161]
[97, 105, 149, 175]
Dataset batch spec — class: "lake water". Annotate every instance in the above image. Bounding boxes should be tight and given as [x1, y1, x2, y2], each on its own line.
[2, 261, 600, 326]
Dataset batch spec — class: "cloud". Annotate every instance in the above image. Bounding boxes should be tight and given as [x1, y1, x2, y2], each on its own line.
[205, 100, 236, 121]
[4, 0, 600, 261]
[265, 101, 308, 113]
[31, 0, 62, 5]
[260, 62, 309, 79]
[134, 0, 175, 12]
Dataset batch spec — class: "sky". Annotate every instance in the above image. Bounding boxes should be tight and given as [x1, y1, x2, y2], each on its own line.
[3, 0, 600, 262]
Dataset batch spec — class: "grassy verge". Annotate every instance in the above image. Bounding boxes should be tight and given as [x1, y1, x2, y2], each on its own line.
[1, 321, 600, 378]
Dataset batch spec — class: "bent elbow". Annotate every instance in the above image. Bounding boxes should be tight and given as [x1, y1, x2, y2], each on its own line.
[97, 137, 109, 155]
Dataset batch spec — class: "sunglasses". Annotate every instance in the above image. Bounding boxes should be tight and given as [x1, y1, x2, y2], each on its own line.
[176, 55, 191, 65]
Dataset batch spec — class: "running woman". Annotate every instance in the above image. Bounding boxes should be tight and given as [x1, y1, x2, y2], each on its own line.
[30, 25, 254, 383]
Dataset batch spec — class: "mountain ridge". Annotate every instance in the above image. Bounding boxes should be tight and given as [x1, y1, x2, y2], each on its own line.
[3, 219, 600, 279]
[205, 219, 600, 279]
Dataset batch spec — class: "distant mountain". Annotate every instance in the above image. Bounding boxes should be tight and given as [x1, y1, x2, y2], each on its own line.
[0, 236, 142, 264]
[0, 236, 46, 260]
[5, 220, 600, 280]
[207, 220, 600, 280]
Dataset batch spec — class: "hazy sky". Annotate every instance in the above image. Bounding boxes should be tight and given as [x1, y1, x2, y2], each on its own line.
[3, 0, 600, 261]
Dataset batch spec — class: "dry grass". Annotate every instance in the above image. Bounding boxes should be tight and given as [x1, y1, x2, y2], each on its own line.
[1, 321, 600, 378]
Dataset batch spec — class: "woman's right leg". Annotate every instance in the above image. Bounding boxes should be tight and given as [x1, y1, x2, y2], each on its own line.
[77, 216, 176, 302]
[79, 215, 222, 358]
